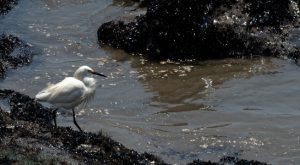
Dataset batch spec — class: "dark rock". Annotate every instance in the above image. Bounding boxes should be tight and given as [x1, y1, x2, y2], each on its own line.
[131, 0, 152, 7]
[50, 127, 167, 164]
[187, 159, 219, 165]
[0, 109, 10, 135]
[98, 0, 300, 61]
[220, 156, 269, 165]
[0, 34, 34, 78]
[0, 156, 17, 165]
[0, 0, 18, 15]
[244, 0, 295, 28]
[188, 156, 269, 165]
[114, 0, 151, 7]
[138, 0, 151, 7]
[0, 89, 53, 125]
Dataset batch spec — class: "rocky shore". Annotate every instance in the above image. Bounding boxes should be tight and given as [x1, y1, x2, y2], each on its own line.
[0, 0, 33, 79]
[0, 0, 18, 15]
[98, 0, 300, 61]
[0, 89, 166, 164]
[0, 89, 269, 164]
[0, 0, 287, 164]
[0, 34, 33, 78]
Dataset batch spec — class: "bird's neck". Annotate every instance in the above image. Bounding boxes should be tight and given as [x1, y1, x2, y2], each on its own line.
[82, 77, 97, 90]
[74, 72, 84, 80]
[82, 77, 97, 99]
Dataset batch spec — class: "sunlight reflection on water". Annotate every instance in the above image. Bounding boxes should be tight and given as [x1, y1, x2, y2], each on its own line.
[1, 0, 300, 164]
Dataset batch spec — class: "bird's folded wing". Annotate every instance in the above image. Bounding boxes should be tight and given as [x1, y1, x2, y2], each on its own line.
[36, 78, 85, 103]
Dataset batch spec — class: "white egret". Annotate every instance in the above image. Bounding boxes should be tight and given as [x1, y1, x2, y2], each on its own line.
[35, 65, 107, 131]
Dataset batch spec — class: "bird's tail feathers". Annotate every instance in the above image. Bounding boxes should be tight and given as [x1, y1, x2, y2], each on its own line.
[47, 83, 55, 88]
[35, 83, 57, 101]
[35, 91, 51, 101]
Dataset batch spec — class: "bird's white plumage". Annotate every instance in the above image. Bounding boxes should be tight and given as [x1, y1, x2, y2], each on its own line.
[35, 66, 100, 109]
[35, 77, 87, 109]
[35, 65, 106, 131]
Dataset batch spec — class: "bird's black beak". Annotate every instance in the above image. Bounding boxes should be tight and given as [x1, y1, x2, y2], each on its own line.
[92, 71, 107, 77]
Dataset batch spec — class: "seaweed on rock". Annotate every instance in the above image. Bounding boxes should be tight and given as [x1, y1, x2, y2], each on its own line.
[0, 34, 33, 78]
[98, 0, 300, 61]
[188, 156, 269, 165]
[0, 89, 53, 125]
[244, 0, 296, 27]
[0, 0, 18, 15]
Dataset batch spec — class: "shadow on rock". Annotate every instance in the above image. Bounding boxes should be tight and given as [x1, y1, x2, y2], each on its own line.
[113, 0, 151, 7]
[98, 0, 300, 61]
[189, 156, 269, 165]
[0, 34, 34, 78]
[0, 89, 53, 125]
[0, 0, 18, 15]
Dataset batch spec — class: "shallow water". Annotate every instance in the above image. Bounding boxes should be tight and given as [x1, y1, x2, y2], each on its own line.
[1, 0, 300, 164]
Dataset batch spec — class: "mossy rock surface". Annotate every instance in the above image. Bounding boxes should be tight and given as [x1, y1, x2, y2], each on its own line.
[98, 0, 300, 61]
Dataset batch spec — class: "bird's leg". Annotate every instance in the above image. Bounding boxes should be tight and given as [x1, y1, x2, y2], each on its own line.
[72, 108, 83, 132]
[52, 108, 58, 128]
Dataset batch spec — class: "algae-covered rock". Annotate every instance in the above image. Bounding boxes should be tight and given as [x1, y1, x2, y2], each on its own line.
[0, 34, 33, 78]
[98, 0, 300, 61]
[188, 156, 268, 165]
[0, 0, 18, 15]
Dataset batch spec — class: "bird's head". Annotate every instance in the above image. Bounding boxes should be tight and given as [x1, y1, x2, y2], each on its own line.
[74, 65, 107, 80]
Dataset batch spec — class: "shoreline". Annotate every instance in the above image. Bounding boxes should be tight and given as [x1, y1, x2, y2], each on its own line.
[0, 89, 268, 164]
